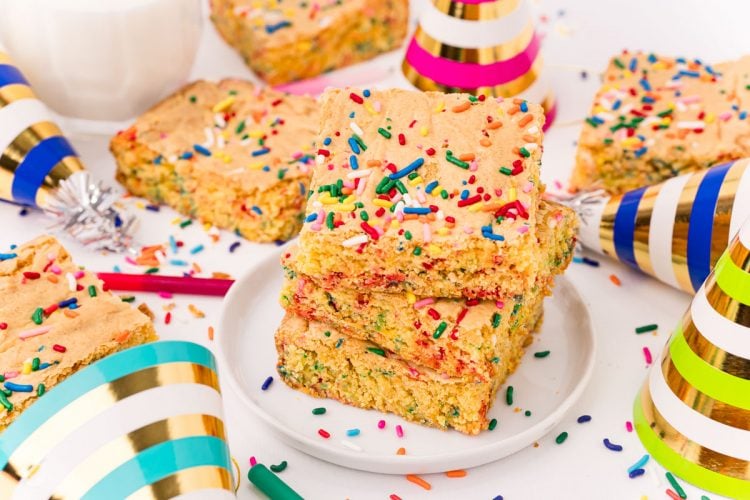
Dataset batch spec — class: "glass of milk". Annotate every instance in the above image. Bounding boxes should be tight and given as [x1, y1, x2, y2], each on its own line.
[0, 0, 202, 125]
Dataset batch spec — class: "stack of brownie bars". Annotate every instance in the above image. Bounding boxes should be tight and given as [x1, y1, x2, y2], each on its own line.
[276, 89, 578, 434]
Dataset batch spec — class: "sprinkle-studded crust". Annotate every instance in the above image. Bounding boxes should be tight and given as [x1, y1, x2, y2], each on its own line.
[294, 88, 547, 300]
[111, 79, 319, 243]
[571, 52, 750, 195]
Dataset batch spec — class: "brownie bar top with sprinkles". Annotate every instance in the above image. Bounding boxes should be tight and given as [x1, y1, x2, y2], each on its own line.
[0, 235, 157, 430]
[571, 52, 750, 195]
[293, 88, 547, 300]
[111, 79, 319, 242]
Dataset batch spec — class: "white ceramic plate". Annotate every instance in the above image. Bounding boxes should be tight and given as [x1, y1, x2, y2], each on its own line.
[218, 249, 596, 474]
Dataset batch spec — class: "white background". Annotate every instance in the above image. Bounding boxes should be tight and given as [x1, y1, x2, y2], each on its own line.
[2, 0, 750, 498]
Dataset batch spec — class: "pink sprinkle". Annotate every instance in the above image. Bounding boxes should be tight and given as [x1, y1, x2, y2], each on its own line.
[626, 421, 633, 432]
[522, 182, 534, 193]
[18, 325, 51, 340]
[249, 456, 257, 467]
[643, 347, 653, 365]
[495, 301, 505, 309]
[378, 420, 386, 429]
[469, 160, 479, 172]
[125, 256, 138, 266]
[4, 371, 19, 380]
[413, 298, 435, 310]
[422, 223, 432, 243]
[73, 270, 85, 279]
[158, 291, 173, 299]
[396, 425, 404, 438]
[49, 265, 62, 275]
[719, 111, 732, 121]
[517, 225, 529, 234]
[407, 367, 420, 378]
[553, 180, 563, 190]
[463, 226, 473, 234]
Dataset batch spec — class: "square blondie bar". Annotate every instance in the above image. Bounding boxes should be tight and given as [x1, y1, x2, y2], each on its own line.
[294, 88, 547, 300]
[275, 303, 543, 435]
[0, 236, 157, 430]
[281, 201, 576, 381]
[571, 52, 750, 195]
[111, 79, 319, 242]
[210, 0, 409, 85]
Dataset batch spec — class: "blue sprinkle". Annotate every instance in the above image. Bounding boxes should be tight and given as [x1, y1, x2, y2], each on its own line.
[627, 454, 650, 474]
[425, 181, 439, 194]
[629, 57, 637, 72]
[335, 338, 343, 348]
[251, 206, 263, 215]
[229, 241, 241, 253]
[641, 96, 655, 104]
[18, 208, 28, 216]
[9, 244, 16, 250]
[305, 213, 318, 223]
[403, 207, 430, 215]
[348, 111, 355, 119]
[193, 144, 211, 156]
[39, 363, 50, 370]
[180, 152, 194, 160]
[252, 147, 270, 157]
[740, 111, 748, 120]
[639, 78, 651, 91]
[633, 147, 648, 158]
[520, 101, 528, 112]
[346, 428, 360, 437]
[261, 376, 273, 391]
[493, 496, 504, 500]
[169, 235, 178, 254]
[58, 297, 77, 308]
[363, 89, 371, 98]
[299, 182, 306, 195]
[572, 256, 584, 264]
[37, 345, 44, 352]
[190, 244, 204, 255]
[577, 414, 592, 423]
[628, 468, 646, 479]
[0, 253, 17, 261]
[145, 204, 160, 212]
[388, 158, 423, 180]
[591, 116, 605, 125]
[348, 137, 360, 155]
[349, 155, 359, 170]
[114, 214, 123, 228]
[262, 166, 270, 172]
[265, 20, 291, 34]
[68, 303, 78, 310]
[169, 259, 188, 266]
[154, 155, 163, 165]
[460, 189, 470, 200]
[323, 137, 332, 146]
[612, 100, 622, 110]
[603, 438, 623, 452]
[732, 104, 739, 111]
[4, 382, 33, 392]
[647, 53, 657, 63]
[481, 226, 505, 241]
[113, 265, 122, 273]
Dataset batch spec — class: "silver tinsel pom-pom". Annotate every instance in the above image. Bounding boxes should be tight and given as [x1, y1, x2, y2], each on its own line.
[43, 171, 137, 253]
[544, 189, 609, 228]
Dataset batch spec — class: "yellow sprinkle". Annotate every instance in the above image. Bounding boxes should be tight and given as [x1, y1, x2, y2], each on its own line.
[427, 244, 442, 256]
[390, 220, 400, 229]
[507, 187, 517, 202]
[249, 129, 265, 139]
[436, 227, 450, 235]
[497, 106, 506, 117]
[221, 130, 231, 140]
[188, 304, 206, 319]
[705, 113, 716, 124]
[429, 185, 443, 195]
[212, 96, 235, 113]
[297, 40, 312, 52]
[419, 126, 429, 137]
[372, 199, 394, 208]
[433, 101, 445, 113]
[319, 195, 339, 205]
[248, 161, 265, 170]
[203, 222, 212, 231]
[135, 202, 144, 209]
[593, 105, 605, 114]
[171, 217, 182, 225]
[468, 202, 484, 213]
[22, 361, 32, 375]
[364, 101, 378, 115]
[283, 7, 295, 16]
[342, 195, 356, 204]
[406, 291, 416, 305]
[621, 137, 640, 148]
[653, 61, 667, 70]
[330, 204, 356, 212]
[408, 176, 424, 187]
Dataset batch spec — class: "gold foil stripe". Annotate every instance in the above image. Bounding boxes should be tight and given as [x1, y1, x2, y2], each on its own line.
[673, 169, 710, 292]
[640, 383, 750, 479]
[401, 56, 542, 98]
[662, 355, 750, 431]
[432, 0, 520, 20]
[52, 414, 226, 500]
[2, 363, 219, 484]
[711, 162, 749, 266]
[599, 194, 620, 258]
[682, 315, 750, 380]
[128, 466, 234, 500]
[729, 236, 750, 271]
[633, 183, 661, 276]
[0, 84, 35, 108]
[0, 53, 12, 65]
[705, 274, 750, 327]
[413, 23, 535, 64]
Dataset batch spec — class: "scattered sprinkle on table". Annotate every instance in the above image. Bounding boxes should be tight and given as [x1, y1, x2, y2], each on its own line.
[628, 454, 650, 474]
[625, 421, 633, 432]
[395, 425, 404, 438]
[406, 474, 431, 490]
[629, 468, 645, 479]
[505, 386, 514, 405]
[666, 471, 687, 498]
[208, 326, 214, 341]
[643, 346, 653, 365]
[318, 428, 330, 439]
[396, 447, 406, 455]
[269, 460, 287, 473]
[555, 431, 568, 444]
[378, 419, 386, 429]
[446, 470, 467, 478]
[635, 323, 658, 334]
[577, 415, 592, 423]
[311, 407, 326, 415]
[346, 428, 360, 437]
[261, 376, 273, 391]
[389, 495, 402, 500]
[533, 350, 550, 358]
[603, 438, 623, 451]
[488, 418, 498, 431]
[609, 274, 621, 286]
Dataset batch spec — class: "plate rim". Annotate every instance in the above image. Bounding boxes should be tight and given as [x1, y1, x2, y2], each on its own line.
[217, 247, 597, 474]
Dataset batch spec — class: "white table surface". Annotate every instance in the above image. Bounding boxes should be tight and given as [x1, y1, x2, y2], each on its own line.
[2, 0, 750, 498]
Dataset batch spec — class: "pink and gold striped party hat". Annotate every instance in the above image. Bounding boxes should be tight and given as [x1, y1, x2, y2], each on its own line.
[402, 0, 556, 128]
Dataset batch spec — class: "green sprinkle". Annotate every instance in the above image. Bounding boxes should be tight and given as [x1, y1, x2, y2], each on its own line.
[36, 384, 45, 397]
[446, 151, 469, 169]
[519, 147, 530, 158]
[555, 431, 568, 444]
[352, 134, 367, 151]
[491, 357, 500, 364]
[0, 374, 4, 382]
[613, 58, 625, 69]
[32, 307, 44, 325]
[270, 461, 288, 473]
[468, 95, 478, 103]
[326, 211, 335, 230]
[524, 410, 531, 416]
[666, 472, 687, 499]
[121, 296, 135, 303]
[278, 168, 288, 180]
[394, 180, 407, 195]
[585, 117, 600, 128]
[235, 120, 246, 134]
[31, 357, 40, 371]
[88, 285, 97, 297]
[534, 350, 550, 358]
[0, 392, 12, 412]
[324, 331, 331, 337]
[144, 267, 159, 274]
[377, 128, 392, 139]
[179, 219, 192, 228]
[635, 324, 658, 334]
[491, 312, 501, 328]
[375, 177, 391, 194]
[505, 386, 514, 405]
[440, 190, 449, 199]
[499, 166, 513, 176]
[312, 407, 327, 415]
[367, 347, 386, 357]
[413, 247, 422, 256]
[360, 211, 369, 221]
[404, 231, 412, 241]
[488, 418, 498, 431]
[335, 338, 343, 348]
[189, 95, 197, 103]
[433, 321, 447, 339]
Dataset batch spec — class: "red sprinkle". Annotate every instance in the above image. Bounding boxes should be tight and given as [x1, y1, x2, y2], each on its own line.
[425, 147, 436, 156]
[457, 194, 482, 207]
[398, 133, 406, 145]
[0, 322, 6, 330]
[361, 222, 380, 240]
[165, 312, 172, 325]
[666, 489, 680, 500]
[52, 344, 67, 353]
[390, 495, 402, 500]
[43, 304, 59, 316]
[427, 308, 440, 320]
[349, 92, 364, 104]
[23, 272, 40, 280]
[318, 428, 330, 438]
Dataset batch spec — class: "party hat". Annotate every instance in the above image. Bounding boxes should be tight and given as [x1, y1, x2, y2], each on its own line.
[0, 341, 236, 499]
[0, 52, 134, 252]
[402, 0, 556, 128]
[633, 219, 750, 498]
[567, 158, 750, 293]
